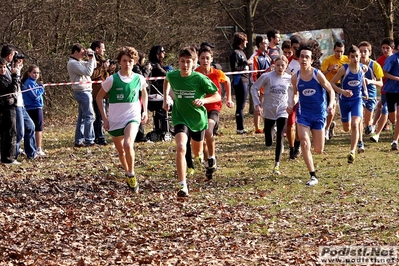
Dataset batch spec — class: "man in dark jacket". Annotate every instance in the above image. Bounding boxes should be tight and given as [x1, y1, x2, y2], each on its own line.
[90, 40, 116, 145]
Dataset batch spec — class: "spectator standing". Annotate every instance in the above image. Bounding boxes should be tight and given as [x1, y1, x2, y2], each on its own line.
[148, 45, 167, 95]
[1, 44, 37, 159]
[90, 40, 116, 146]
[132, 50, 152, 142]
[0, 57, 19, 164]
[133, 50, 152, 78]
[67, 43, 96, 147]
[21, 65, 46, 156]
[249, 35, 272, 134]
[266, 29, 282, 61]
[229, 32, 253, 134]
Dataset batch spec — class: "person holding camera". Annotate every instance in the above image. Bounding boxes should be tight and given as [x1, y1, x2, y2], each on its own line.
[67, 43, 97, 147]
[132, 50, 152, 142]
[1, 44, 37, 160]
[90, 40, 116, 146]
[148, 45, 167, 95]
[0, 57, 19, 164]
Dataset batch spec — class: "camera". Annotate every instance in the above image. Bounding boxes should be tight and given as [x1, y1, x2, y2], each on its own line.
[13, 51, 25, 63]
[108, 60, 116, 65]
[86, 48, 94, 57]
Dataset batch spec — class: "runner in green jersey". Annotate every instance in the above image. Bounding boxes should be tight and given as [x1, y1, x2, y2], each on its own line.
[163, 47, 220, 197]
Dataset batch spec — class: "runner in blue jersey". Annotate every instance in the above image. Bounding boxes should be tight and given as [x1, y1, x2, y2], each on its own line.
[358, 41, 383, 137]
[382, 37, 399, 151]
[287, 40, 335, 186]
[331, 45, 368, 164]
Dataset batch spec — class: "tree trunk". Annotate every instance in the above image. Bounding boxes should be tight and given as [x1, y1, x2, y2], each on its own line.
[245, 0, 255, 114]
[376, 0, 395, 39]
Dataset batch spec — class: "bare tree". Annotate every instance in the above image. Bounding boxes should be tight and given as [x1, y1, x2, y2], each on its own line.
[1, 0, 399, 118]
[218, 0, 261, 57]
[374, 0, 398, 39]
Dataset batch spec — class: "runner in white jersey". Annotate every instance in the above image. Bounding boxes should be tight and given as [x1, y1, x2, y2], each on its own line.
[96, 46, 148, 193]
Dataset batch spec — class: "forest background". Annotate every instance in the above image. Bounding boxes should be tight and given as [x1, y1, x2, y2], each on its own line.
[0, 0, 398, 120]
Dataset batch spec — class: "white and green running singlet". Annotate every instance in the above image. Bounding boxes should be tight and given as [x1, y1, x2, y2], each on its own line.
[102, 72, 147, 132]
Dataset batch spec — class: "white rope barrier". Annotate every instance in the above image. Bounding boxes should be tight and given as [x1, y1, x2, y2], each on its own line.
[0, 69, 266, 98]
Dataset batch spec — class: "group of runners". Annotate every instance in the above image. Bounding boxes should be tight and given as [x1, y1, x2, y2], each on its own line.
[245, 32, 399, 188]
[57, 32, 399, 198]
[156, 32, 399, 196]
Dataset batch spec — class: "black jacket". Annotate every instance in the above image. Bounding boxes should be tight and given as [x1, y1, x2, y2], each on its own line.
[0, 74, 19, 107]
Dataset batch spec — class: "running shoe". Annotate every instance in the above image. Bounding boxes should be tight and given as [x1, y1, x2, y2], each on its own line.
[187, 168, 195, 176]
[364, 125, 373, 135]
[306, 176, 318, 186]
[391, 141, 398, 151]
[273, 165, 281, 175]
[347, 151, 355, 163]
[236, 129, 248, 134]
[293, 146, 301, 159]
[177, 185, 189, 197]
[206, 157, 217, 173]
[126, 175, 139, 193]
[328, 121, 336, 140]
[194, 155, 203, 168]
[357, 141, 365, 153]
[370, 133, 379, 143]
[325, 130, 330, 141]
[289, 147, 295, 160]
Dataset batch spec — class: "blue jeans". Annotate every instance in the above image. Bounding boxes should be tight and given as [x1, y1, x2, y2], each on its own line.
[93, 97, 107, 143]
[16, 106, 37, 158]
[74, 90, 95, 145]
